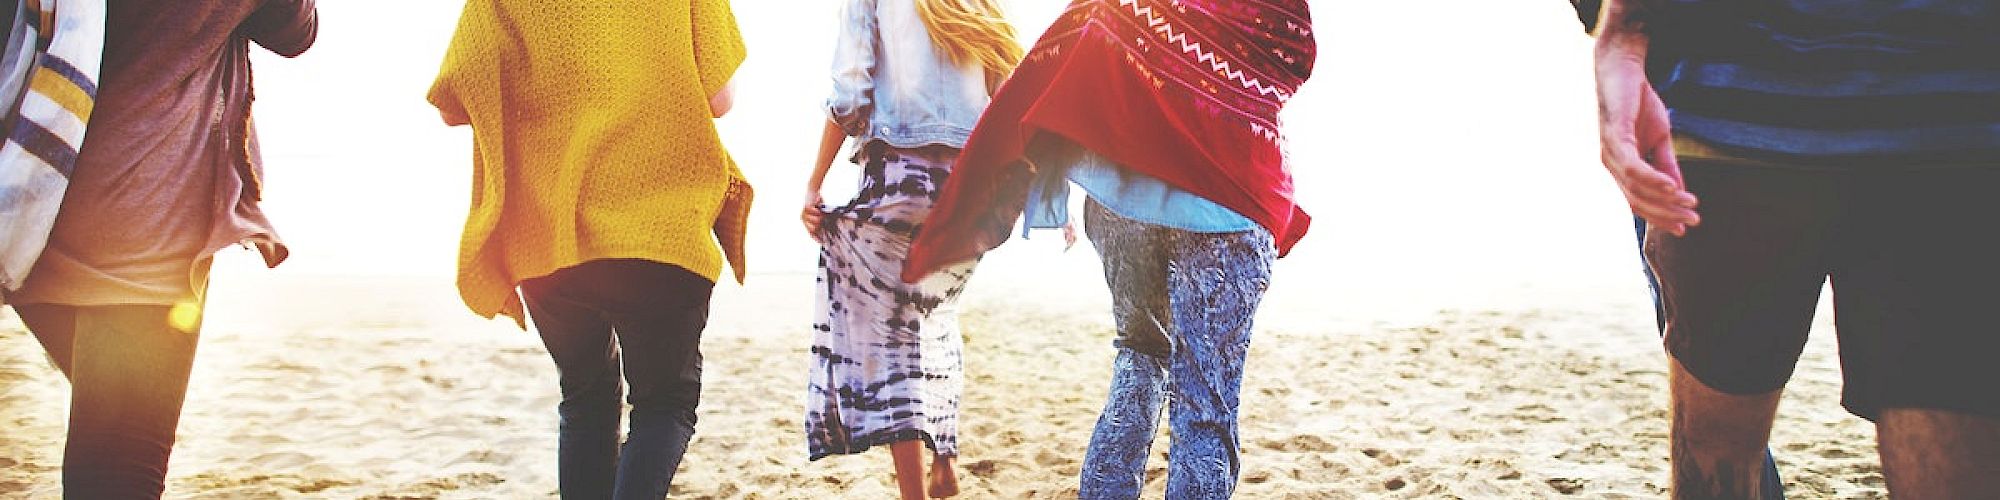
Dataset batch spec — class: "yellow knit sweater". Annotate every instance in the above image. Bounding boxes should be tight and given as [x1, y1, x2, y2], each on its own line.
[427, 0, 750, 326]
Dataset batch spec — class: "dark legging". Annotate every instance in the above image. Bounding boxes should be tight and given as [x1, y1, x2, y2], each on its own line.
[15, 303, 203, 500]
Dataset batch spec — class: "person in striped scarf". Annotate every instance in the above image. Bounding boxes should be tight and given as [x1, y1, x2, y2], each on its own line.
[1594, 0, 2000, 497]
[3, 1, 316, 498]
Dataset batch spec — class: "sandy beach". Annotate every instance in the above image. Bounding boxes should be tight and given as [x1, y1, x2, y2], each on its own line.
[0, 265, 1886, 499]
[0, 1, 1899, 498]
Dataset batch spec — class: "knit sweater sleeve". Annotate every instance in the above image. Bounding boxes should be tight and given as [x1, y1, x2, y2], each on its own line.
[691, 0, 746, 100]
[427, 2, 481, 127]
[427, 75, 469, 127]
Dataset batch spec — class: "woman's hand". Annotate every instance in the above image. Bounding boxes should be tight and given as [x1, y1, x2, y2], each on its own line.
[709, 80, 736, 118]
[802, 190, 826, 244]
[804, 120, 847, 245]
[1595, 0, 1699, 236]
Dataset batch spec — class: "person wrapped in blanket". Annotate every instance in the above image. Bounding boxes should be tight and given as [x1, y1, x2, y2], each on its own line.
[903, 1, 1315, 497]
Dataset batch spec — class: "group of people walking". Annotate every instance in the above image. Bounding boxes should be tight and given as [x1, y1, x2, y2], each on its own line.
[1, 0, 1995, 498]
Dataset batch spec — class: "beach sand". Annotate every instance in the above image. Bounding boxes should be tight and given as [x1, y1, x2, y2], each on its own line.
[0, 267, 1887, 499]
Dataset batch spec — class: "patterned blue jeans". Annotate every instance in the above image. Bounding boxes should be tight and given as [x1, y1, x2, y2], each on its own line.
[1078, 200, 1276, 500]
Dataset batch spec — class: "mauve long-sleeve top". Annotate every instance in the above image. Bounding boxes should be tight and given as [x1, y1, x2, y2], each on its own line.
[9, 0, 316, 306]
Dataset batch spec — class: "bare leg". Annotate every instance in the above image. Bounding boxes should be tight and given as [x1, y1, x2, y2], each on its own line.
[928, 454, 959, 498]
[1877, 409, 2000, 498]
[889, 440, 927, 500]
[1669, 356, 1783, 500]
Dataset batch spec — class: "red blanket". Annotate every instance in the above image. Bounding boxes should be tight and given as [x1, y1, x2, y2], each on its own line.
[904, 0, 1316, 282]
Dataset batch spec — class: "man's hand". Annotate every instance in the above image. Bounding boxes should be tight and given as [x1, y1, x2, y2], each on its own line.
[1595, 1, 1700, 236]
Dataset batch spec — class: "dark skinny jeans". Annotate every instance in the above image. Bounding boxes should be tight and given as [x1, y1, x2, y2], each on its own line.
[519, 259, 714, 500]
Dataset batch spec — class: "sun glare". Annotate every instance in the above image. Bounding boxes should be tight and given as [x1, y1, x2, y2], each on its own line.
[168, 301, 203, 334]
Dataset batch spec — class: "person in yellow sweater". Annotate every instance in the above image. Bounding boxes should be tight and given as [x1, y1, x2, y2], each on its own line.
[427, 1, 747, 497]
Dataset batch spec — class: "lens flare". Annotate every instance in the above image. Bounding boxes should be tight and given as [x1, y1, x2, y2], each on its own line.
[168, 301, 203, 333]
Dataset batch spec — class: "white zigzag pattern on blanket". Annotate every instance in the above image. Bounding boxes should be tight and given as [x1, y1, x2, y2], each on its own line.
[1121, 0, 1291, 101]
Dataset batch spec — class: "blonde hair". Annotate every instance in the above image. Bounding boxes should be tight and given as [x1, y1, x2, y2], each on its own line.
[915, 0, 1023, 91]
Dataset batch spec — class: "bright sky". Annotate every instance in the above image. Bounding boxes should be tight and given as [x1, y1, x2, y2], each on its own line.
[229, 1, 1642, 316]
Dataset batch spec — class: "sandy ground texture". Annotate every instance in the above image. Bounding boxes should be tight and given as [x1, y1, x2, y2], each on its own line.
[0, 271, 1887, 499]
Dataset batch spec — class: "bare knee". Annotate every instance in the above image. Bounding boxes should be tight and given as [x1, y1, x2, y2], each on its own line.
[1669, 357, 1782, 452]
[1878, 408, 2000, 498]
[1668, 357, 1782, 499]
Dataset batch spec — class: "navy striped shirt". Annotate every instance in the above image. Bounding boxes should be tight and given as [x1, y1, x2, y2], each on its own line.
[1647, 1, 2000, 167]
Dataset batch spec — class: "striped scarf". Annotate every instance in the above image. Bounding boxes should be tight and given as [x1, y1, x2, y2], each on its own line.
[0, 0, 104, 291]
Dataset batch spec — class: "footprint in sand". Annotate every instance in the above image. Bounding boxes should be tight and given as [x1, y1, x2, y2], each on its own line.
[994, 429, 1026, 446]
[1361, 448, 1405, 467]
[415, 472, 506, 492]
[1242, 467, 1274, 485]
[1384, 477, 1409, 491]
[1282, 434, 1339, 453]
[447, 449, 514, 467]
[0, 480, 34, 496]
[1565, 445, 1632, 470]
[964, 459, 1000, 479]
[249, 452, 316, 470]
[1031, 447, 1081, 476]
[1512, 403, 1565, 423]
[228, 433, 292, 447]
[1547, 477, 1587, 495]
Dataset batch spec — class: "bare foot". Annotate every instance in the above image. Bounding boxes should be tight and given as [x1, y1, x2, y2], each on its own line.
[928, 455, 960, 498]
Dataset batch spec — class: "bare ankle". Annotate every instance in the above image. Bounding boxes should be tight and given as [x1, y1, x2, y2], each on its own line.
[928, 455, 961, 498]
[1670, 455, 1771, 500]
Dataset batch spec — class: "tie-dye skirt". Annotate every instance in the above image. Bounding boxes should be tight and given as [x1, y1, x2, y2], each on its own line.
[806, 145, 975, 460]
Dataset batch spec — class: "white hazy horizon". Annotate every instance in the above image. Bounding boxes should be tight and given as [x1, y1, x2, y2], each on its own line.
[213, 1, 1647, 330]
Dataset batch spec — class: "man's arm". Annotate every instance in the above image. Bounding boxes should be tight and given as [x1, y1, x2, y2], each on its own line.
[1594, 0, 1699, 236]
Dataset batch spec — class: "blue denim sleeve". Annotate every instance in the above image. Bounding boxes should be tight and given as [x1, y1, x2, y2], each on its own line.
[1021, 161, 1072, 238]
[825, 0, 878, 136]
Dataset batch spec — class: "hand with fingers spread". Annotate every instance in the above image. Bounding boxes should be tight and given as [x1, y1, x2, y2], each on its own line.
[1594, 0, 1699, 236]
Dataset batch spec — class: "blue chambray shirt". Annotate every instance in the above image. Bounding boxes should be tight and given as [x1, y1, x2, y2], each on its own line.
[826, 0, 991, 151]
[1022, 141, 1255, 237]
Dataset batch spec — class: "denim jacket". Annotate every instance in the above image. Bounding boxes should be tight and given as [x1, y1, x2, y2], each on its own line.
[827, 0, 990, 150]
